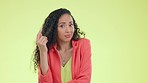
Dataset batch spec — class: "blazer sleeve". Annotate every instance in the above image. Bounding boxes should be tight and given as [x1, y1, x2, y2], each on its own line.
[68, 39, 92, 83]
[38, 66, 53, 83]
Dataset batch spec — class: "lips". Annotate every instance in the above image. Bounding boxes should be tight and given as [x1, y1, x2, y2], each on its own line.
[65, 35, 71, 38]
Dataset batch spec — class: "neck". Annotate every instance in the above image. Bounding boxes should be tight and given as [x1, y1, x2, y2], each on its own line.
[57, 40, 72, 52]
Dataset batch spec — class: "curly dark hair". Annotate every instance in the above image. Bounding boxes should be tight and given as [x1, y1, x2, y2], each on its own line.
[33, 8, 85, 72]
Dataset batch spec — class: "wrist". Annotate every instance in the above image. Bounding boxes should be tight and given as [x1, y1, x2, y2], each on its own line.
[40, 51, 47, 56]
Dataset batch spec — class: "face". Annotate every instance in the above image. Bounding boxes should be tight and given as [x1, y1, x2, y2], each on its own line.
[57, 14, 75, 42]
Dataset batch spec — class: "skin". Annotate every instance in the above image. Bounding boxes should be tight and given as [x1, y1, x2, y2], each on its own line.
[57, 14, 75, 67]
[36, 14, 74, 75]
[36, 29, 48, 75]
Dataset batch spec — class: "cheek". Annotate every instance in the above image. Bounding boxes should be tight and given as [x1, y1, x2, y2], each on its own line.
[71, 27, 75, 33]
[57, 31, 63, 39]
[57, 29, 64, 36]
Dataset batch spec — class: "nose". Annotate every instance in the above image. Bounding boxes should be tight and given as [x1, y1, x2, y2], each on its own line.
[65, 26, 70, 33]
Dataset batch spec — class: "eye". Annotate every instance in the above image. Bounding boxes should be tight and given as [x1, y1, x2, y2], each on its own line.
[60, 25, 65, 28]
[69, 24, 74, 27]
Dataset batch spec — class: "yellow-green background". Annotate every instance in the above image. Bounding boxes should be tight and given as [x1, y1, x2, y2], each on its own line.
[0, 0, 148, 83]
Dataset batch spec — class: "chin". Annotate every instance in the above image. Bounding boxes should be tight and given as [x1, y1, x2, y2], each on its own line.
[63, 38, 72, 42]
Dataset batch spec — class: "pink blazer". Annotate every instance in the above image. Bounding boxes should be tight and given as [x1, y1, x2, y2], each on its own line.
[38, 38, 92, 83]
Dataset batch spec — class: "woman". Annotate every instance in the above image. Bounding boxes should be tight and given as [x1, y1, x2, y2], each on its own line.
[33, 8, 92, 83]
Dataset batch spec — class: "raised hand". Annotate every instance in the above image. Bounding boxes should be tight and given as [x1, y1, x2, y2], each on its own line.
[36, 29, 48, 53]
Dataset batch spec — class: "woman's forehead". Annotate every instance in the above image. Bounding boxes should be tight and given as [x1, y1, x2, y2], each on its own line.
[58, 14, 73, 23]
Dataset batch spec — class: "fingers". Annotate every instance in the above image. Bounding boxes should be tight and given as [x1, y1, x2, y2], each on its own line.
[36, 28, 49, 51]
[43, 37, 48, 45]
[40, 36, 47, 44]
[36, 28, 42, 41]
[37, 36, 48, 45]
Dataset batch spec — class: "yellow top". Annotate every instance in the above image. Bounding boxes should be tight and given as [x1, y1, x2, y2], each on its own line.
[61, 57, 72, 83]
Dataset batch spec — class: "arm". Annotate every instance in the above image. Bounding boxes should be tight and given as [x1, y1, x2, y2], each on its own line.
[68, 39, 92, 83]
[40, 52, 48, 75]
[38, 52, 53, 83]
[36, 29, 53, 83]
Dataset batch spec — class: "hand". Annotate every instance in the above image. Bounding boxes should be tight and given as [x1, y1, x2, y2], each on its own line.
[36, 29, 48, 53]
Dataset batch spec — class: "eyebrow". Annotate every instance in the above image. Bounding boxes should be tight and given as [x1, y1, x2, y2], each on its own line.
[58, 21, 73, 25]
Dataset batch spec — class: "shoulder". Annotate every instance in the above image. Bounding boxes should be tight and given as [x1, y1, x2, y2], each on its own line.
[72, 38, 91, 48]
[77, 38, 90, 44]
